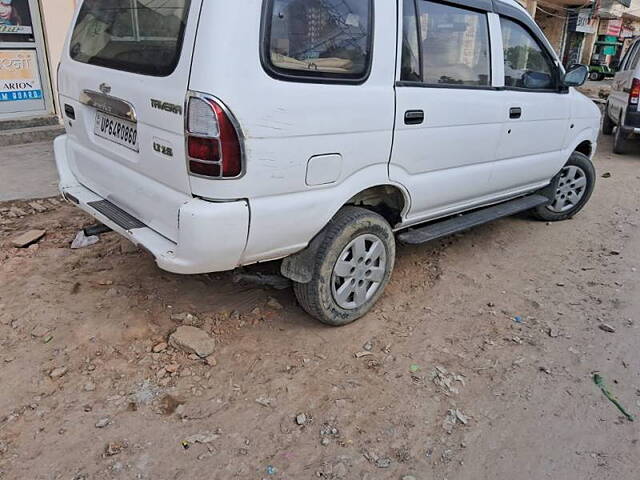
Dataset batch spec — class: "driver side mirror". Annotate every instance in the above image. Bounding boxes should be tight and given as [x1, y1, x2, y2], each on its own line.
[562, 64, 589, 87]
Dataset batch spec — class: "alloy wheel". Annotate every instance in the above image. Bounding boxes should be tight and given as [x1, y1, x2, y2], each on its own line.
[331, 234, 387, 310]
[547, 165, 588, 213]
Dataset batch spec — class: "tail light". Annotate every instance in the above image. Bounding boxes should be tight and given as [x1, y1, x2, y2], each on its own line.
[186, 94, 243, 178]
[629, 78, 640, 110]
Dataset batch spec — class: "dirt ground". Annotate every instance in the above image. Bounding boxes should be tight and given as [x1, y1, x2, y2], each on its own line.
[1, 132, 639, 480]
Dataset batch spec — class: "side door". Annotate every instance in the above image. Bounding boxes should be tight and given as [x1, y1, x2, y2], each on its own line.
[390, 0, 504, 224]
[491, 13, 572, 193]
[610, 41, 640, 123]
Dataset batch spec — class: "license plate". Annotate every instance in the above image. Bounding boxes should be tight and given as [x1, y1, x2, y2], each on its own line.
[94, 111, 138, 151]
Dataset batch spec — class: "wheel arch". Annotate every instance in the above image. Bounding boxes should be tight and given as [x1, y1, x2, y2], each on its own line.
[567, 128, 597, 160]
[344, 184, 410, 227]
[574, 139, 593, 158]
[279, 183, 410, 284]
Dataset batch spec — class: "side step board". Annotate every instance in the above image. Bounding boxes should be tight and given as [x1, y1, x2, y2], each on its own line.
[398, 194, 549, 245]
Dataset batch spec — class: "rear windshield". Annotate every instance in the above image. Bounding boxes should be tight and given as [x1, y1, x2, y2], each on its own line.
[69, 0, 190, 76]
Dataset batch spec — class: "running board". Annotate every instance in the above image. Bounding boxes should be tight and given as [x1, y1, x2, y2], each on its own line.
[398, 194, 549, 245]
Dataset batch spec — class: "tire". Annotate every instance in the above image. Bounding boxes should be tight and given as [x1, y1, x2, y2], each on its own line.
[293, 206, 396, 326]
[531, 151, 596, 222]
[602, 106, 614, 135]
[613, 120, 630, 155]
[589, 72, 599, 81]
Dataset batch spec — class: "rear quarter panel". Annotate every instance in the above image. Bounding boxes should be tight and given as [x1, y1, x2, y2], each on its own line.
[188, 0, 398, 263]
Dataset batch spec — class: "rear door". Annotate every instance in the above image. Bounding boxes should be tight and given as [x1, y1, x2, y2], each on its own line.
[390, 0, 504, 223]
[58, 0, 200, 241]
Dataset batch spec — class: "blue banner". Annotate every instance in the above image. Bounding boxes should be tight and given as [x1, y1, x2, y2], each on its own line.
[0, 89, 43, 102]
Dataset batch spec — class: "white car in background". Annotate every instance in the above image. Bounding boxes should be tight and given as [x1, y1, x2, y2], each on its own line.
[603, 35, 640, 153]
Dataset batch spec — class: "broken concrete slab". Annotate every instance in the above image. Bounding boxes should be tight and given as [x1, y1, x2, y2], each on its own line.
[11, 229, 46, 248]
[169, 326, 216, 358]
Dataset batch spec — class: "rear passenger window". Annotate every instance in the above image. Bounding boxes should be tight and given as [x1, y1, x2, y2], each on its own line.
[264, 0, 373, 82]
[402, 0, 490, 86]
[501, 18, 556, 90]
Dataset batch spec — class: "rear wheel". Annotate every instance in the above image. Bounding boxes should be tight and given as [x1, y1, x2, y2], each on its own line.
[589, 71, 600, 81]
[613, 120, 630, 154]
[602, 106, 614, 135]
[531, 151, 595, 222]
[293, 207, 395, 326]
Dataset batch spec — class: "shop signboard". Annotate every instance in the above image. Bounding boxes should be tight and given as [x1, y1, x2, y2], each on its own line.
[0, 49, 42, 102]
[0, 0, 33, 35]
[577, 10, 596, 34]
[569, 9, 596, 34]
[604, 19, 623, 37]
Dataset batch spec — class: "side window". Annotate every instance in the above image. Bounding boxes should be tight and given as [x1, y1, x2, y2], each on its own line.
[264, 0, 373, 82]
[628, 43, 640, 71]
[402, 0, 491, 86]
[401, 0, 421, 82]
[618, 43, 635, 71]
[501, 18, 556, 90]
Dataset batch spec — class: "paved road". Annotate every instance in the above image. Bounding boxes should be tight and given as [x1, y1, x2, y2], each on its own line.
[0, 141, 59, 201]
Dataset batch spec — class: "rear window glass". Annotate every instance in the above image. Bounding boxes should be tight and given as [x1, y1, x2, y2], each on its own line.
[264, 0, 373, 82]
[70, 0, 190, 76]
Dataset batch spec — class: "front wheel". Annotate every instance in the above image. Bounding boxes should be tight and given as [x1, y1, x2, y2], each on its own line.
[589, 71, 600, 81]
[531, 151, 596, 222]
[293, 207, 395, 326]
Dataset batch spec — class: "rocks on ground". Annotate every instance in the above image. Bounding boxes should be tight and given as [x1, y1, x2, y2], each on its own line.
[95, 417, 110, 428]
[49, 366, 68, 379]
[169, 326, 216, 358]
[11, 229, 46, 248]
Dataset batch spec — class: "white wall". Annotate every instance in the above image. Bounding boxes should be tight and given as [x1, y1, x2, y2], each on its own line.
[39, 0, 77, 117]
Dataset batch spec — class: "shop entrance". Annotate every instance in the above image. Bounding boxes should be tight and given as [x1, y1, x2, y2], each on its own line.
[563, 31, 585, 67]
[0, 0, 54, 120]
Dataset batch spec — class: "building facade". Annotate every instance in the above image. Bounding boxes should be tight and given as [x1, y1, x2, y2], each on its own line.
[0, 0, 76, 122]
[519, 0, 640, 73]
[2, 0, 640, 126]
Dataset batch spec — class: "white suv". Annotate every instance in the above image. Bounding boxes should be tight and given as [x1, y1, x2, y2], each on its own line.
[55, 0, 600, 325]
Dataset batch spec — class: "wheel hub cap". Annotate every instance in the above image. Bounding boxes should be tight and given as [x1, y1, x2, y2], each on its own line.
[547, 165, 588, 213]
[331, 234, 387, 310]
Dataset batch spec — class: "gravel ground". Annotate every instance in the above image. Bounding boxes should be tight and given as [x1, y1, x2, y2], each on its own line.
[0, 132, 639, 480]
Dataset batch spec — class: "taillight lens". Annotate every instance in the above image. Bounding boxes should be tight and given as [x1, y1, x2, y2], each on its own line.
[629, 78, 640, 109]
[186, 95, 242, 178]
[188, 136, 220, 161]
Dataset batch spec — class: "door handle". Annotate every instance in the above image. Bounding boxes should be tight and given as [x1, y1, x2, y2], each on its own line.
[405, 110, 425, 125]
[509, 107, 522, 119]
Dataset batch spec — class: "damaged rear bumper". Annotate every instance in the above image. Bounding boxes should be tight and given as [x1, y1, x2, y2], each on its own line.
[54, 135, 249, 274]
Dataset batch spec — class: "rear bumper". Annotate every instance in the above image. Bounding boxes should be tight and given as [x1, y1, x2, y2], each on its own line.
[54, 135, 250, 274]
